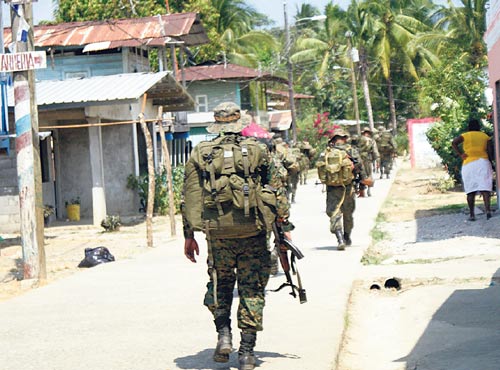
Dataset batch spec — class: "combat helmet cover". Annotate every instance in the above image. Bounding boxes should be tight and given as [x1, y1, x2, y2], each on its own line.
[206, 102, 251, 134]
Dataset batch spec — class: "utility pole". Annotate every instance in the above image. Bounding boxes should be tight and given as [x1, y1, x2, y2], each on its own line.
[283, 0, 297, 144]
[346, 31, 361, 135]
[11, 3, 46, 280]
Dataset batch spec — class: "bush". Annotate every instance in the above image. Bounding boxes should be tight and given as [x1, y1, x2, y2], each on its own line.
[127, 166, 184, 215]
[101, 215, 121, 232]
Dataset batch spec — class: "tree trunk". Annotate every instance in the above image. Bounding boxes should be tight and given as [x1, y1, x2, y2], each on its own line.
[139, 96, 155, 248]
[359, 49, 374, 130]
[157, 107, 176, 237]
[387, 75, 397, 132]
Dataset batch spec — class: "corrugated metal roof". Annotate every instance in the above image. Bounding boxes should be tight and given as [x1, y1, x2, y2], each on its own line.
[7, 72, 194, 111]
[182, 63, 288, 83]
[4, 13, 208, 48]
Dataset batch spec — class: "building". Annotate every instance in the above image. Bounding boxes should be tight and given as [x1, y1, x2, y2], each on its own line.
[0, 13, 208, 232]
[485, 1, 500, 191]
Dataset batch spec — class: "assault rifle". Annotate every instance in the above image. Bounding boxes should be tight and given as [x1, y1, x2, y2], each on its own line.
[271, 222, 307, 304]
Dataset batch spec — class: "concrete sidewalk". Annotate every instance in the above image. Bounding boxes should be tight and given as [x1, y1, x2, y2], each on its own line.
[0, 173, 394, 370]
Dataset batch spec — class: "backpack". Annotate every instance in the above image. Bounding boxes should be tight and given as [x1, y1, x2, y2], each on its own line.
[182, 134, 277, 238]
[377, 132, 394, 154]
[316, 147, 354, 186]
[276, 143, 300, 175]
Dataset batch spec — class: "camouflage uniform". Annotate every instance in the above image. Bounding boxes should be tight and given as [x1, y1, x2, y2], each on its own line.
[182, 102, 292, 370]
[320, 129, 364, 249]
[375, 125, 396, 179]
[359, 128, 379, 196]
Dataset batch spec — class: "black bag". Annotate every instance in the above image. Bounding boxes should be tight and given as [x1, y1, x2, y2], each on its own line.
[78, 247, 115, 268]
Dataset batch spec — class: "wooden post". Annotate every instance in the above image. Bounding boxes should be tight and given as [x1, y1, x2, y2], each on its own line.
[139, 94, 155, 248]
[157, 107, 176, 236]
[12, 4, 46, 280]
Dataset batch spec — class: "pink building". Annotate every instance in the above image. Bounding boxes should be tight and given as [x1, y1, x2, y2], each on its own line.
[485, 1, 500, 189]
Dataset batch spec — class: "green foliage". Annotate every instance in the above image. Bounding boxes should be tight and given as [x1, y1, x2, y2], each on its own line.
[426, 175, 456, 193]
[394, 131, 409, 156]
[419, 57, 490, 180]
[101, 215, 121, 232]
[126, 167, 185, 216]
[56, 0, 165, 22]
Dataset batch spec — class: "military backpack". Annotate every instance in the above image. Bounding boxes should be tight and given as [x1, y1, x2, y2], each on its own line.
[316, 147, 354, 186]
[183, 134, 277, 238]
[376, 131, 394, 154]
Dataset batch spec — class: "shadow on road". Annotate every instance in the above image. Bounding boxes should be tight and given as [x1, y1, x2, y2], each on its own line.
[397, 268, 500, 369]
[314, 245, 339, 251]
[174, 348, 299, 369]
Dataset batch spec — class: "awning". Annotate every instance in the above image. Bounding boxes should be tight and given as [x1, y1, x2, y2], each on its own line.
[268, 110, 292, 131]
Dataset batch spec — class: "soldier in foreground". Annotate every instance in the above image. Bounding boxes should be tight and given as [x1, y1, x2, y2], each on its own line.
[181, 102, 294, 370]
[316, 129, 364, 250]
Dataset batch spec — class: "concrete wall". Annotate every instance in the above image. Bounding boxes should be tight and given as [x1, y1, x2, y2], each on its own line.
[102, 124, 139, 215]
[58, 128, 93, 219]
[187, 81, 240, 111]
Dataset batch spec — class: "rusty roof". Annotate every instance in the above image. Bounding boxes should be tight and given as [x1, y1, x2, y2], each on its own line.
[4, 13, 208, 48]
[181, 63, 287, 83]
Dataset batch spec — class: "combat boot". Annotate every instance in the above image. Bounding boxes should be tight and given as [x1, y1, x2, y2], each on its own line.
[213, 317, 232, 363]
[367, 187, 371, 197]
[344, 232, 352, 246]
[239, 331, 257, 370]
[335, 230, 346, 251]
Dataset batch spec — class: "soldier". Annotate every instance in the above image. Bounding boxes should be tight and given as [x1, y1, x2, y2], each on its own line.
[182, 102, 294, 370]
[375, 125, 396, 179]
[299, 141, 314, 185]
[316, 128, 364, 250]
[275, 140, 300, 203]
[359, 127, 379, 196]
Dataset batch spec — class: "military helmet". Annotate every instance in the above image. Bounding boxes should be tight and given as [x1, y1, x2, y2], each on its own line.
[351, 134, 360, 141]
[331, 128, 349, 138]
[376, 125, 386, 132]
[362, 127, 372, 134]
[206, 102, 251, 134]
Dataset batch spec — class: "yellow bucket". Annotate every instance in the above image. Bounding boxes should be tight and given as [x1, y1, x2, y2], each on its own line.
[67, 204, 80, 221]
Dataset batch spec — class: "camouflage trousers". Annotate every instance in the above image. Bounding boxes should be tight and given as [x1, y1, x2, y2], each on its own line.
[361, 155, 373, 179]
[326, 184, 356, 234]
[299, 166, 309, 185]
[288, 173, 299, 201]
[379, 153, 393, 175]
[204, 233, 271, 332]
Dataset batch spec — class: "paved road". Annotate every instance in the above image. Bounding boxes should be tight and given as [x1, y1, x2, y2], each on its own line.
[0, 174, 394, 370]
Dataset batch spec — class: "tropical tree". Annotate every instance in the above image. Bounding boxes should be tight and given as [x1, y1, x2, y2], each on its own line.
[368, 0, 438, 130]
[431, 0, 488, 68]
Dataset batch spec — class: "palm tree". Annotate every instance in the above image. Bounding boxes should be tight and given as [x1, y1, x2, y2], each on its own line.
[431, 0, 488, 68]
[368, 0, 438, 130]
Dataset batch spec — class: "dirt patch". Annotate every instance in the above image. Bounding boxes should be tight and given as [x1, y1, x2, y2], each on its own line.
[379, 161, 466, 222]
[0, 215, 181, 301]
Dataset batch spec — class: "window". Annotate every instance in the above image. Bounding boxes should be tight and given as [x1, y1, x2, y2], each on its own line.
[196, 95, 208, 112]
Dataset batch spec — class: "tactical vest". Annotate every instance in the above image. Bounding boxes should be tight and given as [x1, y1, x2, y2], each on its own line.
[316, 147, 354, 186]
[183, 134, 277, 238]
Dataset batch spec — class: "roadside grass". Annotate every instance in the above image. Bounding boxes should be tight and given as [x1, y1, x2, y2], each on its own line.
[394, 256, 466, 265]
